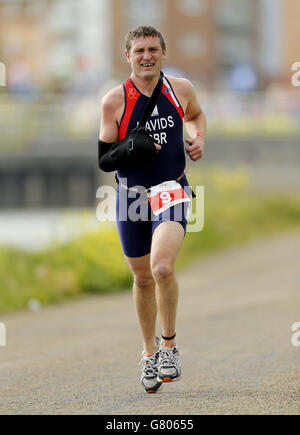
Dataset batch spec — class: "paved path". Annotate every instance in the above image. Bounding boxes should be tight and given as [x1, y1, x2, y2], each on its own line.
[0, 230, 299, 415]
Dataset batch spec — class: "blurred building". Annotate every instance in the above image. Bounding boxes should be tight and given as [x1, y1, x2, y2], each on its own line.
[0, 0, 111, 92]
[281, 0, 300, 87]
[112, 0, 300, 91]
[0, 0, 110, 208]
[1, 0, 300, 210]
[1, 0, 300, 92]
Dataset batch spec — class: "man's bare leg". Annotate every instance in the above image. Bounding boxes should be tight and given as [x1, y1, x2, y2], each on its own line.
[150, 221, 185, 349]
[126, 254, 158, 356]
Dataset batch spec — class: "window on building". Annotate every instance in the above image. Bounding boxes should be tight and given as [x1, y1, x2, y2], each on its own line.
[179, 33, 207, 58]
[0, 0, 23, 18]
[215, 0, 254, 29]
[217, 35, 254, 66]
[125, 0, 164, 29]
[177, 0, 207, 16]
[25, 1, 48, 18]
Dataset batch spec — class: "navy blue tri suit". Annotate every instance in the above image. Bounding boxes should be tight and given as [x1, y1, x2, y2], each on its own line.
[116, 73, 191, 258]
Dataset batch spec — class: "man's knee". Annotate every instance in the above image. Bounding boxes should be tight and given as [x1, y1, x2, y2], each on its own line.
[134, 274, 155, 290]
[151, 261, 174, 284]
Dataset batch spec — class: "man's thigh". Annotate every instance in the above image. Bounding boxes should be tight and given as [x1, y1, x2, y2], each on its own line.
[116, 186, 152, 258]
[150, 221, 185, 267]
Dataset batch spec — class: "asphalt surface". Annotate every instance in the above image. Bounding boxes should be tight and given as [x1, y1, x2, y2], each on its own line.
[0, 230, 299, 415]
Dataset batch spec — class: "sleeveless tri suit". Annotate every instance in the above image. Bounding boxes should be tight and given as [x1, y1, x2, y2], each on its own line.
[116, 74, 191, 257]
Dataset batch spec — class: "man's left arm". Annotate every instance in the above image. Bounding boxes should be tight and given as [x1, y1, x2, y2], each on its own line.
[183, 81, 207, 161]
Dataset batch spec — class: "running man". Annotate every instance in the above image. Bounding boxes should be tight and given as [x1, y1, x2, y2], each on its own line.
[99, 26, 206, 393]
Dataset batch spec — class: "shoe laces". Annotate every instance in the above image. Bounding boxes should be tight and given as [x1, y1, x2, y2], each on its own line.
[140, 353, 158, 377]
[159, 347, 178, 367]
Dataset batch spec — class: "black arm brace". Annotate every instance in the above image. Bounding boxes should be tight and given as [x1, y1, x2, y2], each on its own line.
[98, 127, 158, 172]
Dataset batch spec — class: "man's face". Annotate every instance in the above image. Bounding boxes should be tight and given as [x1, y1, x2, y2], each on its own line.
[125, 36, 166, 80]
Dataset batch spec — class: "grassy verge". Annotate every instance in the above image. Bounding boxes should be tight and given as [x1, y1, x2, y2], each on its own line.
[0, 227, 132, 313]
[177, 165, 300, 266]
[1, 165, 300, 314]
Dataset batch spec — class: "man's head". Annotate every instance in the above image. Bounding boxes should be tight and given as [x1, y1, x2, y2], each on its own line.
[125, 25, 166, 80]
[125, 25, 166, 53]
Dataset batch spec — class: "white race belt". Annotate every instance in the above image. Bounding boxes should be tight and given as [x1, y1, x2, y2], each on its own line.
[147, 180, 191, 216]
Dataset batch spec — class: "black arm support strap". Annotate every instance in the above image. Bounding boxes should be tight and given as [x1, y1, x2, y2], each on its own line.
[98, 72, 163, 172]
[98, 130, 158, 172]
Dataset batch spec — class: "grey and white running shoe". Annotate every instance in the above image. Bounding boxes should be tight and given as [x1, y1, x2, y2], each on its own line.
[140, 338, 164, 394]
[157, 346, 181, 382]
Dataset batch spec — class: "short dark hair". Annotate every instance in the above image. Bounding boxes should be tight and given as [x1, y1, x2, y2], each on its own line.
[125, 25, 166, 53]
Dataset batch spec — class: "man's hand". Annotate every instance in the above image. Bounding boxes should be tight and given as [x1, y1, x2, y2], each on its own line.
[185, 135, 205, 161]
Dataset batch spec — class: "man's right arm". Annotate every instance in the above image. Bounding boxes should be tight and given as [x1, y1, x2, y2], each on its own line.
[99, 87, 124, 143]
[98, 87, 125, 170]
[98, 86, 161, 172]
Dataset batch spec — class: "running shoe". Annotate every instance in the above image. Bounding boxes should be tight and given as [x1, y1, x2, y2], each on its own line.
[157, 345, 181, 382]
[140, 338, 163, 394]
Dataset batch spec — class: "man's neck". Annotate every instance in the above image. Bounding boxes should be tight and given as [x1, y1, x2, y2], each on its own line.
[130, 72, 161, 97]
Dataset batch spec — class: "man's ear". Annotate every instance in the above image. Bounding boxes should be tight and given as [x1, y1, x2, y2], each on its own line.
[125, 50, 131, 64]
[163, 49, 167, 60]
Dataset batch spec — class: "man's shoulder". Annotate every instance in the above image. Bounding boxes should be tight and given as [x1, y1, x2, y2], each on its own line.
[165, 74, 194, 97]
[101, 85, 124, 112]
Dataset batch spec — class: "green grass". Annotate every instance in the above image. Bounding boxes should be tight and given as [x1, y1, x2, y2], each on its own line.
[0, 227, 132, 313]
[207, 113, 300, 138]
[1, 165, 300, 314]
[177, 166, 300, 266]
[177, 193, 300, 268]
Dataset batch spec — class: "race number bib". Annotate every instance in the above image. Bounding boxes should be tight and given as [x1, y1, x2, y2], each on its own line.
[147, 180, 191, 216]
